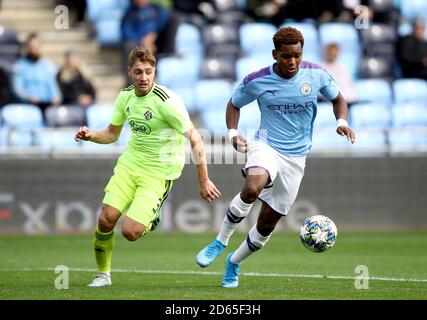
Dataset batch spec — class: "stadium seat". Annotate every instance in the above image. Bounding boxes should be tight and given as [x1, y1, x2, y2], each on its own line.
[349, 103, 391, 128]
[280, 22, 319, 56]
[359, 23, 397, 58]
[169, 86, 196, 114]
[175, 23, 203, 59]
[358, 57, 394, 79]
[95, 9, 123, 46]
[87, 0, 128, 22]
[213, 0, 240, 12]
[235, 56, 274, 82]
[45, 105, 86, 127]
[157, 56, 200, 88]
[36, 128, 81, 151]
[400, 0, 427, 22]
[117, 124, 132, 146]
[199, 109, 227, 135]
[1, 129, 34, 147]
[355, 79, 393, 104]
[199, 57, 236, 80]
[194, 79, 233, 113]
[313, 102, 336, 129]
[392, 79, 427, 104]
[86, 104, 114, 130]
[391, 103, 427, 127]
[311, 128, 349, 152]
[348, 128, 387, 154]
[319, 23, 360, 55]
[1, 103, 44, 129]
[202, 23, 241, 60]
[0, 27, 21, 66]
[239, 23, 277, 57]
[238, 101, 261, 138]
[388, 128, 427, 152]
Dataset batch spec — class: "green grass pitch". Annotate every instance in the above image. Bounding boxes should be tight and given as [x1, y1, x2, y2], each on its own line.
[0, 231, 426, 300]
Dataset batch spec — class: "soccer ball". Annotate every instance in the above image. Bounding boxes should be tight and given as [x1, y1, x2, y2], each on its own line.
[299, 215, 337, 253]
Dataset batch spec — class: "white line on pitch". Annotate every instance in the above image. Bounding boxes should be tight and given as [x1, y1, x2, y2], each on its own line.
[1, 267, 426, 283]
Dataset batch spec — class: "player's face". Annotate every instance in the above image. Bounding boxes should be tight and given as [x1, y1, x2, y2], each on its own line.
[128, 61, 156, 96]
[272, 42, 303, 79]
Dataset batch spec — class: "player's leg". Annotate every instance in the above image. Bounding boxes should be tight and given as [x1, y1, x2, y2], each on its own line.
[196, 167, 270, 268]
[123, 177, 173, 240]
[196, 142, 278, 268]
[222, 203, 282, 288]
[88, 164, 135, 287]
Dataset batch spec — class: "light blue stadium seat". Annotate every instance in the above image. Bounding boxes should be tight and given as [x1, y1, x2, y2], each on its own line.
[349, 103, 391, 128]
[238, 101, 260, 139]
[1, 103, 44, 129]
[235, 56, 274, 82]
[36, 128, 81, 151]
[87, 0, 128, 22]
[392, 79, 427, 104]
[175, 23, 203, 59]
[399, 0, 427, 22]
[0, 128, 34, 147]
[170, 86, 196, 114]
[391, 103, 427, 127]
[349, 128, 387, 153]
[280, 22, 319, 56]
[311, 128, 349, 152]
[239, 23, 277, 57]
[157, 56, 200, 88]
[117, 124, 131, 146]
[355, 79, 393, 104]
[319, 23, 360, 55]
[95, 9, 123, 46]
[86, 104, 114, 130]
[194, 79, 233, 113]
[199, 109, 227, 135]
[388, 128, 427, 151]
[314, 102, 336, 128]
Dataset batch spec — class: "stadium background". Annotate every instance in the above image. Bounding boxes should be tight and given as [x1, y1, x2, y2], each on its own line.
[0, 0, 427, 301]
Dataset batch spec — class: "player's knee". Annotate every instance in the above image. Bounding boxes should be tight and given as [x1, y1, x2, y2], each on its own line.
[241, 186, 262, 203]
[121, 229, 142, 241]
[98, 208, 116, 231]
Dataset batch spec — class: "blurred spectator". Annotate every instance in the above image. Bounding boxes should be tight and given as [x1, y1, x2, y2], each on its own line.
[321, 43, 357, 106]
[12, 33, 61, 113]
[121, 0, 179, 57]
[0, 65, 15, 106]
[57, 50, 96, 107]
[0, 18, 21, 68]
[397, 17, 427, 80]
[173, 0, 216, 26]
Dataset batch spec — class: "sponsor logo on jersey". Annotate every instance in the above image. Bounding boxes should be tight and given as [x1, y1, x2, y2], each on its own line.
[129, 120, 151, 135]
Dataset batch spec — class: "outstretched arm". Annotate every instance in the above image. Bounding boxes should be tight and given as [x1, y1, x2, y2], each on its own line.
[74, 124, 123, 144]
[226, 99, 250, 153]
[184, 127, 221, 203]
[331, 93, 356, 144]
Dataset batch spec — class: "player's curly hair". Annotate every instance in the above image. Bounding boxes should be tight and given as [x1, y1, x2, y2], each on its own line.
[128, 46, 156, 68]
[273, 27, 304, 50]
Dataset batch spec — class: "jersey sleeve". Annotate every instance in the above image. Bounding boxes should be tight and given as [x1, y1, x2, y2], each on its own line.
[162, 94, 194, 134]
[319, 70, 340, 101]
[111, 91, 127, 126]
[231, 79, 258, 108]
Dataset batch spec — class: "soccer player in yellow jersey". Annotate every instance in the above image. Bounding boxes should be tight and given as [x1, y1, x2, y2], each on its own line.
[74, 46, 221, 287]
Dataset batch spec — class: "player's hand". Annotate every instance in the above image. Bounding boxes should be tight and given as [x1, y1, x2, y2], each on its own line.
[74, 126, 93, 142]
[199, 179, 221, 203]
[336, 126, 356, 144]
[232, 135, 250, 153]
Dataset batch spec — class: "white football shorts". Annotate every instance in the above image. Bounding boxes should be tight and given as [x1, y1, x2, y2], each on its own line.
[243, 141, 306, 215]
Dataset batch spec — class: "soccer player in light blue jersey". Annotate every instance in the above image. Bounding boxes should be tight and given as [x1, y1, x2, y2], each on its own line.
[196, 27, 356, 288]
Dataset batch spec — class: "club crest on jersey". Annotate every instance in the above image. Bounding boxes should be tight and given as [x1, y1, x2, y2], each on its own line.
[301, 83, 312, 95]
[144, 110, 152, 120]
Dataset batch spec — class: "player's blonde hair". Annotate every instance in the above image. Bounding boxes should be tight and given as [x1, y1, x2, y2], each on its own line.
[128, 46, 156, 68]
[273, 27, 304, 50]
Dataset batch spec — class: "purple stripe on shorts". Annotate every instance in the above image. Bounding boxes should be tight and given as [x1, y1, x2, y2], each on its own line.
[243, 67, 271, 85]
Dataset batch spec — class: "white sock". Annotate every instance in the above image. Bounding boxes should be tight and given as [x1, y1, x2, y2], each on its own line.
[230, 225, 271, 264]
[216, 193, 253, 246]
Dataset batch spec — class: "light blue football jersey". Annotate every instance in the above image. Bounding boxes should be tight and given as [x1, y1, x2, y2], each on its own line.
[232, 61, 339, 156]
